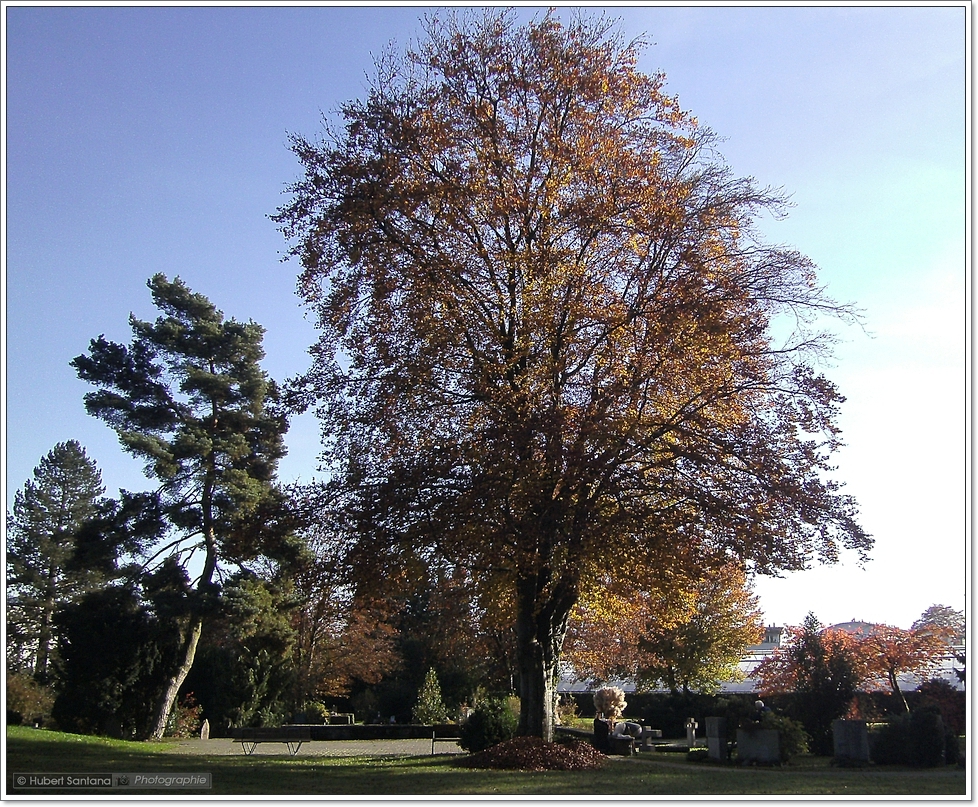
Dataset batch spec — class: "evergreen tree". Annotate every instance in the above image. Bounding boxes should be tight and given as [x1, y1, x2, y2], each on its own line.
[71, 274, 293, 738]
[412, 667, 449, 724]
[52, 579, 182, 739]
[7, 441, 106, 680]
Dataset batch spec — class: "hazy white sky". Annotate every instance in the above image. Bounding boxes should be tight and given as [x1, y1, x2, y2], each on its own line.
[4, 3, 968, 631]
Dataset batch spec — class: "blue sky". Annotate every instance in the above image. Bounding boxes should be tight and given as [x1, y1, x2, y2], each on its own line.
[4, 4, 968, 631]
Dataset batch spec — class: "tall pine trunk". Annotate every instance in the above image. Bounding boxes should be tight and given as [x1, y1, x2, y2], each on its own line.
[33, 573, 56, 682]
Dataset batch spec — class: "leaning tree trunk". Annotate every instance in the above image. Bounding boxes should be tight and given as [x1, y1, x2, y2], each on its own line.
[146, 515, 218, 741]
[147, 616, 203, 740]
[514, 573, 576, 743]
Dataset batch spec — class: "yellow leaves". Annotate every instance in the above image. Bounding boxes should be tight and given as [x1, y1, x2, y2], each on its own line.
[565, 556, 764, 690]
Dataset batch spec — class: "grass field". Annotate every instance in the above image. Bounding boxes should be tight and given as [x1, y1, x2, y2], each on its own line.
[5, 726, 967, 797]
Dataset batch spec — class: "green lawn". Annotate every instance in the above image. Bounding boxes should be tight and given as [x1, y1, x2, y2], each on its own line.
[5, 726, 967, 796]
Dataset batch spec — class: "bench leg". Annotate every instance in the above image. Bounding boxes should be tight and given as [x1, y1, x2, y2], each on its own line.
[240, 742, 258, 755]
[286, 741, 304, 756]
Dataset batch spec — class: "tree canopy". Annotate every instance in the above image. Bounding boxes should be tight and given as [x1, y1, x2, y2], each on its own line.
[912, 604, 965, 644]
[275, 9, 870, 740]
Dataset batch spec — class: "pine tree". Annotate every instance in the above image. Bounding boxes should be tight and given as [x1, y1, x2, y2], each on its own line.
[412, 668, 449, 725]
[72, 274, 292, 739]
[7, 441, 106, 680]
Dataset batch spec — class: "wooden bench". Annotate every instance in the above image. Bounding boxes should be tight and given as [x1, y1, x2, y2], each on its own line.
[231, 726, 312, 756]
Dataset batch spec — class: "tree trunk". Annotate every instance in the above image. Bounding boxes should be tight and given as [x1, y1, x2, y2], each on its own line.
[33, 566, 57, 682]
[888, 669, 910, 713]
[514, 574, 574, 743]
[147, 514, 218, 741]
[147, 615, 203, 740]
[34, 594, 55, 682]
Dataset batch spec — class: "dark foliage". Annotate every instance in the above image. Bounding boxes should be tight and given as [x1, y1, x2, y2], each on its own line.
[870, 706, 950, 767]
[51, 585, 180, 738]
[914, 678, 965, 737]
[181, 573, 298, 732]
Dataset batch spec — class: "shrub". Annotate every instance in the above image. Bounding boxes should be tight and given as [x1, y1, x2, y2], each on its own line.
[909, 708, 947, 767]
[915, 678, 965, 736]
[299, 701, 329, 723]
[760, 711, 810, 762]
[459, 696, 518, 753]
[6, 672, 55, 727]
[166, 692, 204, 738]
[870, 707, 948, 767]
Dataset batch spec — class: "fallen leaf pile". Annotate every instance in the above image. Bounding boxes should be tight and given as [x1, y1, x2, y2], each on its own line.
[454, 736, 607, 771]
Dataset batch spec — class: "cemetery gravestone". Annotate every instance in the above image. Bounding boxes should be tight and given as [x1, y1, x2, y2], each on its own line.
[706, 716, 727, 761]
[833, 719, 870, 764]
[736, 728, 780, 764]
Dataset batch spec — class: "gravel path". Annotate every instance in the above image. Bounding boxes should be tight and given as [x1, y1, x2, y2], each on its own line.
[160, 738, 465, 758]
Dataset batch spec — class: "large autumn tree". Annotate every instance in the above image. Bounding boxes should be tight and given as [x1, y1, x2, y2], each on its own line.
[275, 10, 870, 740]
[72, 274, 293, 739]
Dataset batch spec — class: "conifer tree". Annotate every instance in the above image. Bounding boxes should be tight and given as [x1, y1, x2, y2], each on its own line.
[7, 441, 106, 680]
[412, 667, 449, 725]
[72, 274, 292, 739]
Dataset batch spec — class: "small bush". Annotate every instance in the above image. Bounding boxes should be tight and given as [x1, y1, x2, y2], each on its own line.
[915, 678, 965, 736]
[299, 701, 329, 723]
[6, 672, 55, 727]
[166, 692, 203, 739]
[459, 696, 518, 753]
[760, 711, 810, 762]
